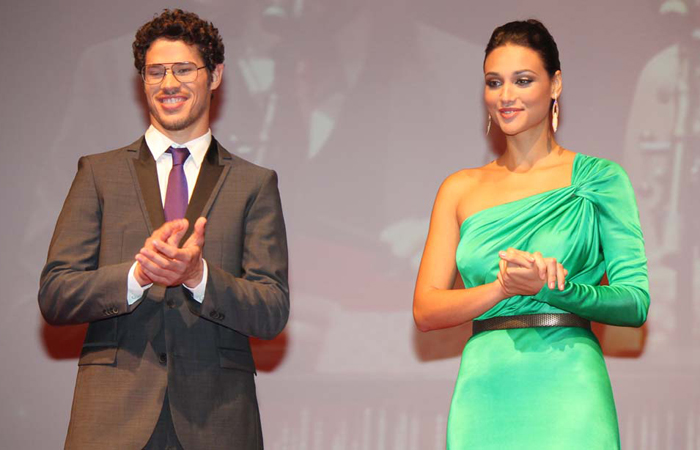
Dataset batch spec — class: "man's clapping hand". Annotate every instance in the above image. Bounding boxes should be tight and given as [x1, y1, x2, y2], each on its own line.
[134, 217, 207, 288]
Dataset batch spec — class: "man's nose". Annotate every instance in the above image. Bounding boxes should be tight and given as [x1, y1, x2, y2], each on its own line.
[161, 69, 181, 90]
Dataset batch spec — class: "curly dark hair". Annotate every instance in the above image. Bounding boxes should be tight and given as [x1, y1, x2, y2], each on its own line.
[484, 19, 560, 77]
[133, 9, 225, 78]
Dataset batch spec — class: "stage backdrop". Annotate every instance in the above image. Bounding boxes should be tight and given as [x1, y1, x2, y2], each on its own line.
[1, 0, 699, 448]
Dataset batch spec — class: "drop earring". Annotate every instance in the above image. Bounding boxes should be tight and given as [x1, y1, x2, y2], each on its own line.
[486, 115, 492, 135]
[551, 98, 559, 133]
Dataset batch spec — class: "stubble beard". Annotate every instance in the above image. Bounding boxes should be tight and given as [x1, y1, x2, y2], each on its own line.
[149, 87, 211, 132]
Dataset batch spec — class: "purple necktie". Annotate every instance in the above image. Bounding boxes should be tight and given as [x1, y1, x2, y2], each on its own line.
[163, 147, 190, 221]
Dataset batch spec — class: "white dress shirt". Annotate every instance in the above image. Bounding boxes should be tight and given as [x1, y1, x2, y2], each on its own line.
[126, 125, 211, 305]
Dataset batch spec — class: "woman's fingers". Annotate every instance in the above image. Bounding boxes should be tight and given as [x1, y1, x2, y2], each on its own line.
[538, 257, 568, 291]
[556, 262, 566, 291]
[500, 250, 571, 296]
[545, 258, 558, 290]
[532, 252, 547, 280]
[499, 248, 534, 268]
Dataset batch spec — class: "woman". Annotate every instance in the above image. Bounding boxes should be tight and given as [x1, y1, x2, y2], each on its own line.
[413, 20, 649, 449]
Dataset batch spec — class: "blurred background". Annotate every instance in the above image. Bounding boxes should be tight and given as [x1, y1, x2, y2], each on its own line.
[1, 0, 699, 448]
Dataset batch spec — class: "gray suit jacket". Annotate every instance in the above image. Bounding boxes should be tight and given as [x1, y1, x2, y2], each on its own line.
[39, 137, 289, 450]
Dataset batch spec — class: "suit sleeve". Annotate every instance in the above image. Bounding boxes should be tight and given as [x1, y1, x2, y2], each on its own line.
[38, 156, 136, 325]
[187, 169, 290, 339]
[535, 160, 650, 327]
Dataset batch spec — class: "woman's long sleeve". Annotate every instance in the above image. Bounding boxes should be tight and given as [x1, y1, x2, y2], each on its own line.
[535, 159, 650, 327]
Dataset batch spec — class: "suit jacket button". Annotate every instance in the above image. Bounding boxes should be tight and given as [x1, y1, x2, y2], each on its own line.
[210, 310, 218, 318]
[218, 313, 225, 320]
[158, 353, 167, 365]
[166, 300, 175, 309]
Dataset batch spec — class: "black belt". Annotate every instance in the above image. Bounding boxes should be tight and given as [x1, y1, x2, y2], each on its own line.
[472, 313, 591, 335]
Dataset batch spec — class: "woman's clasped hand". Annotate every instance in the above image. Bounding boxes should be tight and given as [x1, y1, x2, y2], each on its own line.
[496, 248, 568, 297]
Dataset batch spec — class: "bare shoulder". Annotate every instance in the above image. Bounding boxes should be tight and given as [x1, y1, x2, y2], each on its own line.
[430, 167, 491, 222]
[439, 166, 486, 197]
[431, 170, 475, 213]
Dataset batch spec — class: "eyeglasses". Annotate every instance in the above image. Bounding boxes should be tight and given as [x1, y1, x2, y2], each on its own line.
[141, 62, 206, 84]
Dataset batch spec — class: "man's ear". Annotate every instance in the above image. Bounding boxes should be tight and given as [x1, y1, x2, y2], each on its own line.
[210, 64, 224, 91]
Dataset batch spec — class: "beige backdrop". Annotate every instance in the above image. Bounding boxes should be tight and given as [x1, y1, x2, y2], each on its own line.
[1, 0, 698, 448]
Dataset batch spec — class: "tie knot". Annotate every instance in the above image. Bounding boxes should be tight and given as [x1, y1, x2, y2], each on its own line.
[167, 147, 190, 166]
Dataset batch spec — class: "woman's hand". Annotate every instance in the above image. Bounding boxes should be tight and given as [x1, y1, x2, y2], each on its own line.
[497, 248, 568, 298]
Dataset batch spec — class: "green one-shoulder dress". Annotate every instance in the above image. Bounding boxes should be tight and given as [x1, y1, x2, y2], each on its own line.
[447, 154, 650, 449]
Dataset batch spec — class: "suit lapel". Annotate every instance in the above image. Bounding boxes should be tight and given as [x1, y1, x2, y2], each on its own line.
[182, 138, 232, 242]
[125, 136, 232, 241]
[126, 137, 165, 234]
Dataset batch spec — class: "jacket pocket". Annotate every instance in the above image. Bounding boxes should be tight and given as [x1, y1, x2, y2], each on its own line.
[216, 325, 251, 351]
[78, 346, 117, 366]
[218, 348, 256, 374]
[78, 318, 118, 366]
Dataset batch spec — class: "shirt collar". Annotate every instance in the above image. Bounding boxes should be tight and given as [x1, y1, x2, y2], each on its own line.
[144, 125, 212, 168]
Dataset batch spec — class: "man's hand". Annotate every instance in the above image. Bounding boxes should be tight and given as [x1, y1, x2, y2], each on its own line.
[134, 217, 207, 287]
[133, 219, 188, 286]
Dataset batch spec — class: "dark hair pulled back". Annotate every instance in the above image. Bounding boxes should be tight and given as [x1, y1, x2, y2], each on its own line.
[484, 19, 560, 77]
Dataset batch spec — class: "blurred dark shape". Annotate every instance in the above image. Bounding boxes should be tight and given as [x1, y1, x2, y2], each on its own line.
[413, 323, 472, 361]
[261, 3, 293, 36]
[260, 0, 366, 38]
[41, 320, 87, 359]
[250, 331, 289, 372]
[40, 315, 290, 370]
[592, 322, 648, 358]
[592, 274, 647, 358]
[657, 0, 700, 39]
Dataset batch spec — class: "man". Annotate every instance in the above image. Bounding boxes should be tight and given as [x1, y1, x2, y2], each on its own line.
[38, 9, 289, 450]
